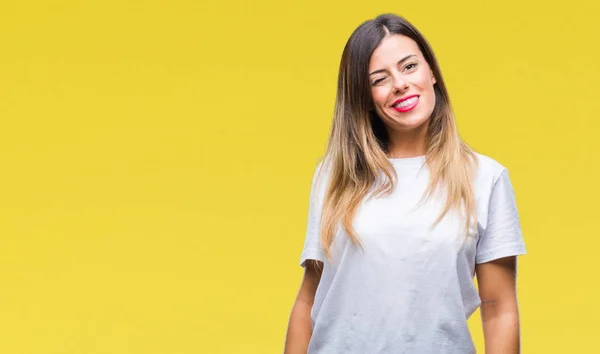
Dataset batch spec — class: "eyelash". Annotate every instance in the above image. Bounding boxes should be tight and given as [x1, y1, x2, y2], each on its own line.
[371, 63, 418, 86]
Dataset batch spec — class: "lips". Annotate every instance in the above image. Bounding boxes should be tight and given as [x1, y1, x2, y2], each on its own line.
[392, 95, 419, 106]
[392, 95, 420, 113]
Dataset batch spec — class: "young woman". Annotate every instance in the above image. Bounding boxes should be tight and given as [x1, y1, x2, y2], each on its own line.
[284, 13, 527, 354]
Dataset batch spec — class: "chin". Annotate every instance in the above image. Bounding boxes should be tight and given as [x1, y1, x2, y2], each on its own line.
[396, 116, 430, 130]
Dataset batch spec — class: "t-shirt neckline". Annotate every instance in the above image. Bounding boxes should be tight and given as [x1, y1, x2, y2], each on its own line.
[387, 155, 426, 167]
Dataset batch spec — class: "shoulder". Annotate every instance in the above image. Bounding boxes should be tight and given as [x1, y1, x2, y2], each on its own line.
[471, 152, 513, 200]
[312, 159, 329, 183]
[473, 151, 508, 186]
[309, 158, 332, 199]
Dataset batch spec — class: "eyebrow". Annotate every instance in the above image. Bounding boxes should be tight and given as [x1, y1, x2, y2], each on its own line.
[369, 54, 418, 76]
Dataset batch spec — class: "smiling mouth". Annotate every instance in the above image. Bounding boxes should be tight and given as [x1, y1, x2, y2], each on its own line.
[393, 96, 419, 108]
[392, 96, 420, 112]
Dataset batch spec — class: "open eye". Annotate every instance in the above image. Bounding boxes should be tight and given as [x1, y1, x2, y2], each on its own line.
[405, 63, 417, 71]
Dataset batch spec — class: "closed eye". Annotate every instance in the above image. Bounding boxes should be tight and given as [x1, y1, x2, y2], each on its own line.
[371, 77, 388, 86]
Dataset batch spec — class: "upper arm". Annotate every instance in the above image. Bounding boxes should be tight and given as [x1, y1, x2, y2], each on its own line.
[299, 162, 328, 267]
[475, 256, 519, 311]
[475, 168, 526, 264]
[296, 260, 323, 306]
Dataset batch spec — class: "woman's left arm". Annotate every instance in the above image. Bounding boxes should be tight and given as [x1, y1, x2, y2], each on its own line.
[475, 255, 521, 354]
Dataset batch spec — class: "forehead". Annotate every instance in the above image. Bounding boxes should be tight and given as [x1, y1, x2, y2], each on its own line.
[369, 34, 421, 70]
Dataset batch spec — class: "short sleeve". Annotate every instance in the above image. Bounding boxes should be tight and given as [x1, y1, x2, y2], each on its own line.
[299, 162, 327, 268]
[475, 168, 527, 264]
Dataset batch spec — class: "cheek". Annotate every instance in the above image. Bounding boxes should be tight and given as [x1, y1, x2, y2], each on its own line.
[423, 80, 436, 104]
[418, 74, 436, 94]
[371, 87, 389, 106]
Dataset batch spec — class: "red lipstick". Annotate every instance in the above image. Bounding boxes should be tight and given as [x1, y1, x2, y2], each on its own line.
[392, 95, 419, 113]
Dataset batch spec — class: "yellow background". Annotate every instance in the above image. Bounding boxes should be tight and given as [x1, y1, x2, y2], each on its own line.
[1, 0, 598, 353]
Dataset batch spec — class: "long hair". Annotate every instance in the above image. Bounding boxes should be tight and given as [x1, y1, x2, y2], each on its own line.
[316, 13, 479, 260]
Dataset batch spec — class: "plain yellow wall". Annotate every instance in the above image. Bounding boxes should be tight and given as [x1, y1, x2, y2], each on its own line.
[1, 0, 599, 353]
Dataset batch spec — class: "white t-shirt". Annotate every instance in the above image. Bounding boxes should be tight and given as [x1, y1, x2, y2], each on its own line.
[299, 152, 526, 353]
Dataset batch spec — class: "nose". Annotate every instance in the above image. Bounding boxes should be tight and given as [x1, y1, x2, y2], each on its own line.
[392, 73, 409, 92]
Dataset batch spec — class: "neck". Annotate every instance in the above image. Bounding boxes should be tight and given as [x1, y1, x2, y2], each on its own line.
[385, 124, 428, 158]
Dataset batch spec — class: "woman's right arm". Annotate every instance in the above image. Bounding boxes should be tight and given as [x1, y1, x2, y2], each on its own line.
[283, 260, 323, 354]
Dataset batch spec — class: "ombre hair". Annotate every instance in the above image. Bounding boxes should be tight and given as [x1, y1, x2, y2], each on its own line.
[315, 13, 479, 261]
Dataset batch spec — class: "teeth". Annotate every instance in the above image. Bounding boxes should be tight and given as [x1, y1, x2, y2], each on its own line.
[394, 96, 418, 108]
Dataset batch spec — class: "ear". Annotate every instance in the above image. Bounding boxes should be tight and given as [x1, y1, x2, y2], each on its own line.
[431, 70, 437, 85]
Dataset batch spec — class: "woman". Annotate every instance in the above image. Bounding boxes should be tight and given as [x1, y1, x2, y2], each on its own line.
[284, 13, 526, 354]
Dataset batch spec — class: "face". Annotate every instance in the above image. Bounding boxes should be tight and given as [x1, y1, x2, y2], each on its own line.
[368, 34, 437, 132]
